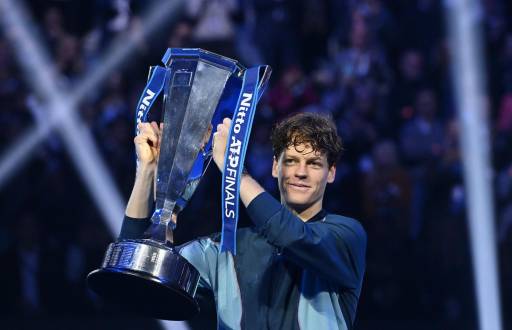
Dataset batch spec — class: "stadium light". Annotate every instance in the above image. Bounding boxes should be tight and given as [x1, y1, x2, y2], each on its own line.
[445, 0, 503, 329]
[0, 0, 189, 329]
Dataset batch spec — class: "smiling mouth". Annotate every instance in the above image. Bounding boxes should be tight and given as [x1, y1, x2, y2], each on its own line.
[288, 183, 311, 190]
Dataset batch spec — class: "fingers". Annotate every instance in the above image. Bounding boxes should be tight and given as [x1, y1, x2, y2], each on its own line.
[151, 121, 162, 143]
[215, 117, 232, 135]
[137, 119, 229, 148]
[212, 119, 232, 171]
[213, 117, 232, 147]
[135, 122, 159, 147]
[134, 134, 157, 147]
[150, 121, 159, 134]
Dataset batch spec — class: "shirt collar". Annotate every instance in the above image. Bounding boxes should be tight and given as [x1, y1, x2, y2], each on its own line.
[306, 209, 328, 223]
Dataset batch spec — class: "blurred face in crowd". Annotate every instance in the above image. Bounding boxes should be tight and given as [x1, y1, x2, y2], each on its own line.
[272, 143, 336, 217]
[373, 140, 398, 168]
[400, 50, 424, 82]
[415, 89, 437, 120]
[350, 11, 369, 50]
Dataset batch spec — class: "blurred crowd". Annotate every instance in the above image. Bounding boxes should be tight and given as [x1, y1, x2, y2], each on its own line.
[1, 0, 512, 329]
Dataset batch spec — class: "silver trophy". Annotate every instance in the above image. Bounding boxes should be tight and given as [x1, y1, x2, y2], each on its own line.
[87, 49, 269, 320]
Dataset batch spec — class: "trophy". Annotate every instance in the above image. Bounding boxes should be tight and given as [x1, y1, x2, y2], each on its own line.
[87, 49, 271, 320]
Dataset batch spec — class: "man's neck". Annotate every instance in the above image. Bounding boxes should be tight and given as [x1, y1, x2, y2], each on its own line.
[284, 200, 323, 222]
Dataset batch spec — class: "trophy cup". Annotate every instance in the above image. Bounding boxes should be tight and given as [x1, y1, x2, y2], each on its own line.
[87, 49, 271, 320]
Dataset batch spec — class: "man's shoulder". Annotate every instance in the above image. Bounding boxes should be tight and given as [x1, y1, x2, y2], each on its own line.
[324, 213, 367, 239]
[186, 226, 259, 245]
[179, 227, 264, 260]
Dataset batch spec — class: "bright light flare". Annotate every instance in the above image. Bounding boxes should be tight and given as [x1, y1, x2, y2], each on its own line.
[445, 0, 503, 329]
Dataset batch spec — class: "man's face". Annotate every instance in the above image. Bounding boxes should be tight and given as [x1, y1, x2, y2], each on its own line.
[272, 143, 336, 213]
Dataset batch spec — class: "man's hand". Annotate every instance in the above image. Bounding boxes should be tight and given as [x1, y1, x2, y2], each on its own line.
[213, 117, 266, 207]
[212, 118, 231, 172]
[135, 121, 162, 169]
[126, 121, 161, 218]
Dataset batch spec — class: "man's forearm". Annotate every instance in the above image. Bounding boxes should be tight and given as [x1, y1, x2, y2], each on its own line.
[239, 173, 266, 208]
[125, 165, 155, 218]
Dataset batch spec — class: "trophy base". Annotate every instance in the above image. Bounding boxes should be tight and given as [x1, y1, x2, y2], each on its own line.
[87, 239, 200, 320]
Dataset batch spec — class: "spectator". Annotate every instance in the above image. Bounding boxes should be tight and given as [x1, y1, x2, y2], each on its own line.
[266, 65, 319, 119]
[400, 88, 445, 238]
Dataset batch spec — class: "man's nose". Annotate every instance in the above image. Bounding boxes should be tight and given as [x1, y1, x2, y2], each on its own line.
[295, 162, 308, 178]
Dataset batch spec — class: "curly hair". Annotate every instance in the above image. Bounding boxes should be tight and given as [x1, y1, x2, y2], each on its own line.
[270, 112, 343, 167]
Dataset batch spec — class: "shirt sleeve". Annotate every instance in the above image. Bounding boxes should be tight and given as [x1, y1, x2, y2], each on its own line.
[246, 192, 367, 289]
[177, 238, 222, 290]
[118, 215, 152, 239]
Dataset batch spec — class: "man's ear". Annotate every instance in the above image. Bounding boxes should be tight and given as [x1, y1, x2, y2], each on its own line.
[272, 156, 279, 178]
[327, 164, 336, 183]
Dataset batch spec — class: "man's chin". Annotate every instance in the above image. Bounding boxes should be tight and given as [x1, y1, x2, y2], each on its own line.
[284, 198, 313, 212]
[284, 193, 308, 204]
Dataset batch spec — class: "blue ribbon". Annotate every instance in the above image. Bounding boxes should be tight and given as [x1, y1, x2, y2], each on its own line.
[134, 66, 167, 136]
[134, 58, 271, 253]
[220, 66, 269, 254]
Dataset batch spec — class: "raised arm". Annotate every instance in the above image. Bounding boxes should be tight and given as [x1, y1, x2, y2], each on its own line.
[125, 121, 161, 218]
[247, 192, 366, 288]
[212, 118, 366, 288]
[119, 122, 161, 239]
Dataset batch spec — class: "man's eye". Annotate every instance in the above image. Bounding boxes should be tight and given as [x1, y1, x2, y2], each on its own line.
[284, 159, 295, 164]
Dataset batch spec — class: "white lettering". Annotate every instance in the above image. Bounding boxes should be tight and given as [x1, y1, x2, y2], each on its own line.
[229, 136, 241, 155]
[229, 153, 239, 168]
[225, 177, 236, 194]
[222, 93, 254, 220]
[136, 89, 156, 127]
[240, 93, 252, 108]
[225, 209, 235, 218]
[227, 167, 237, 178]
[142, 89, 156, 107]
[225, 189, 236, 202]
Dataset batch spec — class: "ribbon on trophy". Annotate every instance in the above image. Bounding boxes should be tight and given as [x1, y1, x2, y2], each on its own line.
[132, 50, 271, 250]
[134, 65, 167, 136]
[133, 64, 169, 242]
[220, 65, 270, 254]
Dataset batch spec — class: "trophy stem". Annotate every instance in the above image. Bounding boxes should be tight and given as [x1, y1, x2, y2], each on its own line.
[148, 198, 177, 244]
[150, 199, 176, 225]
[143, 221, 176, 245]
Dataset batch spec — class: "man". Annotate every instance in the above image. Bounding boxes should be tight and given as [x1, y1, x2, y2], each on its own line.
[121, 112, 366, 329]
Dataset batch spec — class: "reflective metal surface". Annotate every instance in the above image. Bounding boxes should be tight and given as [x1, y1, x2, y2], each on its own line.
[153, 60, 233, 229]
[88, 49, 248, 320]
[87, 240, 200, 320]
[101, 240, 199, 294]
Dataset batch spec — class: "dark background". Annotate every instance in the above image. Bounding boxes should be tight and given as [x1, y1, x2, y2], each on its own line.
[0, 0, 511, 329]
